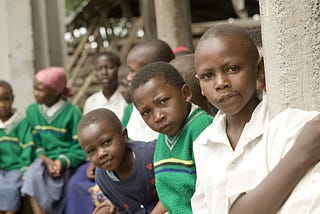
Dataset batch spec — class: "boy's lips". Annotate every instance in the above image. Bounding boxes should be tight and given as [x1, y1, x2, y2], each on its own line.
[158, 123, 171, 132]
[218, 93, 238, 103]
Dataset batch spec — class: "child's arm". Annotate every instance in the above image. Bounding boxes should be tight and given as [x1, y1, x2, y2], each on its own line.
[230, 114, 320, 214]
[151, 201, 167, 214]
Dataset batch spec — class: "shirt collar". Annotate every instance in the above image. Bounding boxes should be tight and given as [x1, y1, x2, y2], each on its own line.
[202, 95, 269, 146]
[40, 99, 65, 117]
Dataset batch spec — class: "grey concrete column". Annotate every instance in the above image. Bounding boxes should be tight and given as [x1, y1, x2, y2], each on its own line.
[45, 0, 66, 67]
[140, 0, 157, 40]
[260, 0, 320, 118]
[31, 0, 50, 70]
[154, 0, 193, 50]
[0, 0, 35, 113]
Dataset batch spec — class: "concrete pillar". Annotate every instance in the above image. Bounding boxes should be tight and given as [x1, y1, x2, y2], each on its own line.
[154, 0, 193, 50]
[45, 0, 66, 67]
[0, 0, 35, 113]
[31, 0, 50, 70]
[260, 0, 320, 118]
[140, 0, 157, 40]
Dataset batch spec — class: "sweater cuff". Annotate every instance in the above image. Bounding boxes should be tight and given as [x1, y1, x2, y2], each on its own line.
[58, 154, 71, 168]
[20, 166, 28, 175]
[36, 147, 45, 157]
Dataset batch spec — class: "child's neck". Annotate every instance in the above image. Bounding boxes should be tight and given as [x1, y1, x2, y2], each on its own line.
[114, 148, 134, 180]
[226, 95, 261, 150]
[102, 83, 118, 99]
[0, 110, 14, 122]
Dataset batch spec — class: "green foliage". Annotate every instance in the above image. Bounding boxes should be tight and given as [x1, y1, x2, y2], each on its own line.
[65, 0, 87, 16]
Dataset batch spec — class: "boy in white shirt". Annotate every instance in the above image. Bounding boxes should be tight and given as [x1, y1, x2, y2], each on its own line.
[191, 24, 320, 214]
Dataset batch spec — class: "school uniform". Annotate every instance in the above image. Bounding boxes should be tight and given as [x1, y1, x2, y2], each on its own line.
[0, 111, 34, 212]
[83, 88, 127, 119]
[154, 105, 213, 213]
[21, 100, 86, 214]
[96, 140, 158, 214]
[192, 96, 320, 213]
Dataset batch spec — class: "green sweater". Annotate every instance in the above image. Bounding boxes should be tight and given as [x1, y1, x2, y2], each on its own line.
[26, 101, 86, 168]
[154, 107, 213, 213]
[0, 112, 34, 175]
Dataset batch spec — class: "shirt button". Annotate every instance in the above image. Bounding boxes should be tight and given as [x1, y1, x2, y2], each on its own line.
[140, 204, 144, 208]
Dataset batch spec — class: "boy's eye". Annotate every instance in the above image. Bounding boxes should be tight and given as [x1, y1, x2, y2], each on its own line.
[199, 72, 214, 81]
[228, 66, 240, 73]
[141, 109, 151, 117]
[102, 139, 111, 146]
[87, 148, 95, 155]
[159, 98, 169, 105]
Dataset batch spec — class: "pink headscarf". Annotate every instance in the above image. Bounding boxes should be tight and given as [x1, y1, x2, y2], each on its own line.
[35, 67, 73, 99]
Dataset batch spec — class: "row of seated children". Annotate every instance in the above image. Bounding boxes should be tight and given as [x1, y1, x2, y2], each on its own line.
[85, 25, 320, 214]
[3, 24, 320, 214]
[0, 67, 87, 214]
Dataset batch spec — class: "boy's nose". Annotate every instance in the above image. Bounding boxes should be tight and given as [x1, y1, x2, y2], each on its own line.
[215, 73, 230, 90]
[154, 110, 164, 123]
[97, 147, 107, 159]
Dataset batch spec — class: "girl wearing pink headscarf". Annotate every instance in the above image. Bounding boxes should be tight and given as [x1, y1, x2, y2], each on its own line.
[21, 67, 86, 214]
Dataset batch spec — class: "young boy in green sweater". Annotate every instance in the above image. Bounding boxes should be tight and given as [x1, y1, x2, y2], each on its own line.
[130, 62, 213, 213]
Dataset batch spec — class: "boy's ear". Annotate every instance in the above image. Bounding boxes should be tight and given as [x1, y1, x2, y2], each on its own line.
[256, 57, 265, 86]
[194, 74, 205, 96]
[181, 84, 192, 102]
[121, 128, 129, 143]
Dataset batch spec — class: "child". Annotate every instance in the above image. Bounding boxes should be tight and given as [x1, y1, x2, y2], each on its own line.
[83, 51, 127, 117]
[65, 51, 127, 214]
[191, 24, 320, 213]
[77, 108, 161, 213]
[125, 39, 175, 142]
[119, 78, 133, 128]
[170, 54, 217, 116]
[130, 62, 213, 213]
[0, 80, 34, 214]
[21, 67, 87, 214]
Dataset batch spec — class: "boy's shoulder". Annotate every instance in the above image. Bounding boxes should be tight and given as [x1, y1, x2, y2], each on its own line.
[187, 106, 213, 128]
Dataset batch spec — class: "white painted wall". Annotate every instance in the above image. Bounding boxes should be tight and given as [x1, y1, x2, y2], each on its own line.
[0, 0, 35, 114]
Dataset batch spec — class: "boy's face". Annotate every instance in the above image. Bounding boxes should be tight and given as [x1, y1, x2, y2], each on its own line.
[0, 86, 13, 121]
[133, 77, 192, 136]
[94, 55, 118, 87]
[119, 79, 131, 104]
[126, 52, 145, 87]
[78, 120, 128, 171]
[33, 78, 59, 107]
[195, 36, 260, 115]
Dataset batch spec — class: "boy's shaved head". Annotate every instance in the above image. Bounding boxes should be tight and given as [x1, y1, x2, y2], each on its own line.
[196, 24, 259, 61]
[130, 62, 185, 100]
[129, 40, 175, 65]
[78, 108, 122, 133]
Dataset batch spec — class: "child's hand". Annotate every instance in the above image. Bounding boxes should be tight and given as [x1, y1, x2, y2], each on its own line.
[42, 157, 57, 176]
[93, 199, 118, 214]
[292, 114, 320, 166]
[86, 162, 96, 180]
[51, 159, 63, 177]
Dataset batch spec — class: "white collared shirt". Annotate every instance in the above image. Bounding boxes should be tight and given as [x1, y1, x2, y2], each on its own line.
[126, 106, 158, 142]
[83, 88, 127, 120]
[40, 99, 65, 117]
[192, 95, 320, 214]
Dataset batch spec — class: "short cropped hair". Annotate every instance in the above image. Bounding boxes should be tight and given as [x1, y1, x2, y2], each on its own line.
[0, 80, 13, 98]
[95, 51, 121, 67]
[78, 108, 122, 133]
[196, 24, 259, 60]
[129, 40, 175, 64]
[130, 62, 185, 99]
